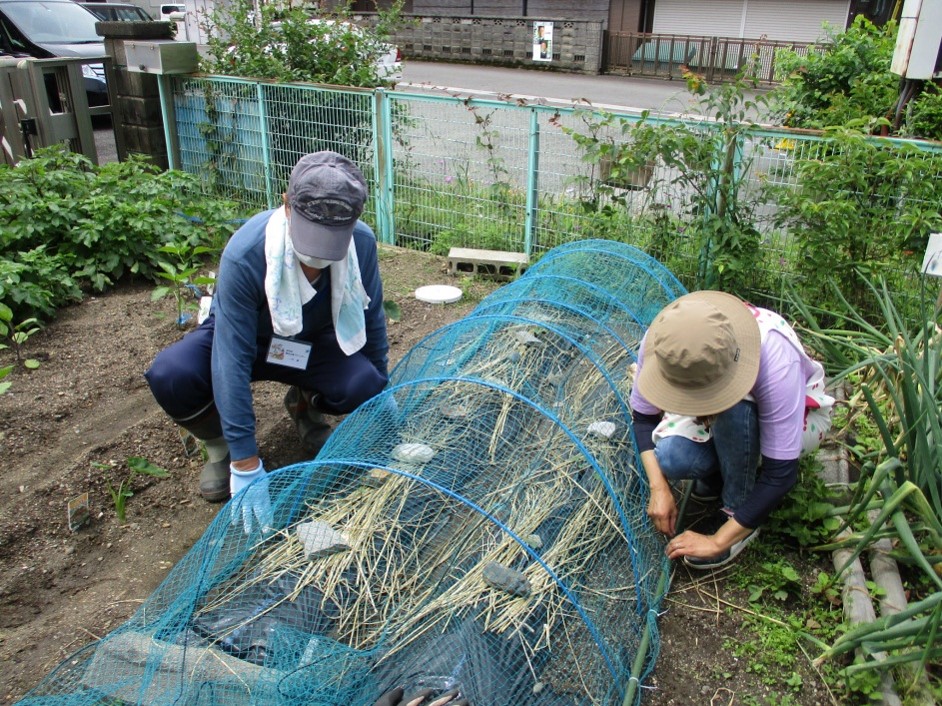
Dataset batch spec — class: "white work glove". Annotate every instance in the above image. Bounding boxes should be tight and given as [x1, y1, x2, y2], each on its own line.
[229, 460, 273, 536]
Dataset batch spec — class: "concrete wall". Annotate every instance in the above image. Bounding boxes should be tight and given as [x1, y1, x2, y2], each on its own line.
[407, 0, 610, 23]
[356, 13, 605, 73]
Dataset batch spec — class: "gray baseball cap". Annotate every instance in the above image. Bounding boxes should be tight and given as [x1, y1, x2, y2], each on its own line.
[286, 151, 368, 261]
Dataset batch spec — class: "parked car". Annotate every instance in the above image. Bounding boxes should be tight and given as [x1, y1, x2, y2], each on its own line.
[159, 2, 184, 18]
[80, 2, 152, 21]
[0, 0, 108, 106]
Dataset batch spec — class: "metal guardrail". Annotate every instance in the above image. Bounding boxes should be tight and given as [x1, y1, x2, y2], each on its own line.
[603, 32, 816, 84]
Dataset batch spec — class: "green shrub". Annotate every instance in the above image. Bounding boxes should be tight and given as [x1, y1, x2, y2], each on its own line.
[905, 83, 942, 142]
[0, 145, 241, 321]
[772, 128, 942, 317]
[201, 0, 404, 88]
[0, 248, 79, 321]
[772, 17, 898, 132]
[199, 1, 407, 191]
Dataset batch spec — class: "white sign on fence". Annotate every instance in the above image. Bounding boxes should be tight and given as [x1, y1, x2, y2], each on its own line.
[921, 233, 942, 277]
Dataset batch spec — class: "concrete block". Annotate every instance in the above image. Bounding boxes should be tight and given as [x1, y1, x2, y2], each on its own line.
[81, 631, 273, 704]
[447, 247, 528, 280]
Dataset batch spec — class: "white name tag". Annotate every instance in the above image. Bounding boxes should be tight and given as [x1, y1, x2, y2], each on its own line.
[267, 336, 311, 370]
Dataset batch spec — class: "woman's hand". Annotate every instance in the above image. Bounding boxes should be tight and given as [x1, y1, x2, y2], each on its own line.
[647, 484, 678, 537]
[665, 529, 722, 560]
[666, 516, 752, 560]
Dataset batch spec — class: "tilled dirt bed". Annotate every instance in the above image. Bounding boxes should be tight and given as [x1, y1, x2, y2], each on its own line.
[0, 246, 832, 705]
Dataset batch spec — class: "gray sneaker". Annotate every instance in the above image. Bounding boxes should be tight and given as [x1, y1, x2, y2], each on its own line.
[684, 526, 760, 570]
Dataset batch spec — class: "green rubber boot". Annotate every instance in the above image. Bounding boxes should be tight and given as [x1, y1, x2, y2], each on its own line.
[284, 386, 333, 457]
[178, 411, 230, 503]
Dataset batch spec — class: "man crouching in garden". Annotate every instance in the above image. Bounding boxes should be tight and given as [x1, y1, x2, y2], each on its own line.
[145, 151, 389, 530]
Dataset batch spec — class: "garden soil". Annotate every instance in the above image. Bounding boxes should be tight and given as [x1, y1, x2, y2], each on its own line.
[0, 246, 834, 705]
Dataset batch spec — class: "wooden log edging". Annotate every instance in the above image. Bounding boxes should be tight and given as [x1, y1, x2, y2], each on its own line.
[831, 530, 903, 706]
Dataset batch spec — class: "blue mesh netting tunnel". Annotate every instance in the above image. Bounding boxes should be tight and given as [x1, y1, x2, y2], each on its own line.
[17, 240, 686, 706]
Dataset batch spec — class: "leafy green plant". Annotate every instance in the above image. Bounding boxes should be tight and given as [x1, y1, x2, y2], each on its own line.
[560, 67, 773, 295]
[382, 300, 402, 323]
[0, 303, 42, 394]
[151, 242, 215, 329]
[810, 571, 842, 606]
[106, 481, 133, 523]
[715, 541, 850, 699]
[463, 102, 514, 208]
[558, 108, 650, 215]
[771, 17, 898, 132]
[773, 130, 942, 318]
[904, 82, 942, 142]
[0, 248, 81, 322]
[767, 459, 844, 547]
[198, 1, 406, 189]
[0, 145, 240, 324]
[201, 0, 404, 88]
[744, 558, 803, 604]
[103, 456, 170, 523]
[771, 15, 942, 141]
[0, 304, 40, 368]
[789, 276, 942, 696]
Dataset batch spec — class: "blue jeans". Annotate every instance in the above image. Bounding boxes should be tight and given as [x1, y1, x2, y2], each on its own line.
[654, 400, 760, 513]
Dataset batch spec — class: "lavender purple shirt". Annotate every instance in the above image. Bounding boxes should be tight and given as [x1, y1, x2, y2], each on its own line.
[631, 308, 824, 528]
[631, 311, 818, 461]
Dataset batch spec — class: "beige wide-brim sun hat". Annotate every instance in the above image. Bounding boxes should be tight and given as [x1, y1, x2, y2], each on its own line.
[636, 290, 761, 417]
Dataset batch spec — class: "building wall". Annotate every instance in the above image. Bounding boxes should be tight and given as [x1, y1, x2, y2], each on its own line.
[527, 1, 609, 24]
[608, 0, 645, 32]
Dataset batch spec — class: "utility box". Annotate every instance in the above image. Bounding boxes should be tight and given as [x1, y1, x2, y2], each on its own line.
[125, 40, 198, 74]
[891, 0, 942, 79]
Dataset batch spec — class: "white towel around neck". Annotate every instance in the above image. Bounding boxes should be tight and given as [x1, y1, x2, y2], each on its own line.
[264, 206, 369, 355]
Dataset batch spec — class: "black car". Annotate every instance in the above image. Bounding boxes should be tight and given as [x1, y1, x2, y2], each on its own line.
[80, 2, 151, 21]
[0, 0, 108, 106]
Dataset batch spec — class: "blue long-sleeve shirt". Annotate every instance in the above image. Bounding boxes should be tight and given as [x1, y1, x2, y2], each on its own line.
[211, 209, 389, 459]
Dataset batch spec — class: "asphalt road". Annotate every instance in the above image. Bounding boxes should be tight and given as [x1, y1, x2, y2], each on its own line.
[96, 62, 741, 165]
[94, 118, 119, 165]
[399, 61, 708, 116]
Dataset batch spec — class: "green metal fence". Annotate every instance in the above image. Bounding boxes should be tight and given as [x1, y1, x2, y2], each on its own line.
[170, 75, 942, 309]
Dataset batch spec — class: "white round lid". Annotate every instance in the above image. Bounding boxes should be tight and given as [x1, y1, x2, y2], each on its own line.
[415, 284, 463, 304]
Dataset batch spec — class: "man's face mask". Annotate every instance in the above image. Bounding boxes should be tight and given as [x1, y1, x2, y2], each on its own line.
[286, 210, 341, 270]
[295, 251, 337, 270]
